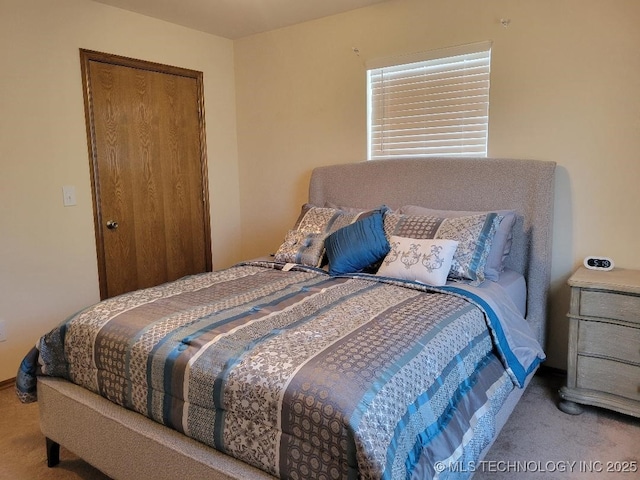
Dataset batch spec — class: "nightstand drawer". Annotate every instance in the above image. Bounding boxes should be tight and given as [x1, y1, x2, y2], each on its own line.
[580, 290, 640, 325]
[577, 356, 640, 402]
[578, 321, 640, 364]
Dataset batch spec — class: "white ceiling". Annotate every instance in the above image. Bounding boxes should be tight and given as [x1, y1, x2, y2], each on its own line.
[92, 0, 390, 39]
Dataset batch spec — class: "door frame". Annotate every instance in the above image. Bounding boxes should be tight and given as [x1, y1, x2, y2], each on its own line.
[79, 49, 212, 299]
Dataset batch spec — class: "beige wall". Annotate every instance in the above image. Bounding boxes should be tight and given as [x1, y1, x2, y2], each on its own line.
[235, 0, 640, 369]
[0, 0, 241, 381]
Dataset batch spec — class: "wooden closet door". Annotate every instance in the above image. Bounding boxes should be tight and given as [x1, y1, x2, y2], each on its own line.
[81, 50, 211, 299]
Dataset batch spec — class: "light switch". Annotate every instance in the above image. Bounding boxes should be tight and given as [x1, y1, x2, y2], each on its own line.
[62, 185, 77, 207]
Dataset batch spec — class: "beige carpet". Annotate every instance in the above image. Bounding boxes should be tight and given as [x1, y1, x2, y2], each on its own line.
[0, 383, 109, 480]
[475, 370, 639, 480]
[1, 371, 638, 479]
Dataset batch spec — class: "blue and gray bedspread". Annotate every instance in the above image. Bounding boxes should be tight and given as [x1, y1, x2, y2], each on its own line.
[17, 262, 544, 479]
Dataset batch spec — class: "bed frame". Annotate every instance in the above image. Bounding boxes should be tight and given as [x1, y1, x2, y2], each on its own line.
[39, 157, 556, 479]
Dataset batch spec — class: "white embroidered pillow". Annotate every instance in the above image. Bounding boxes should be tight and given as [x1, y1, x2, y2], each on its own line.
[376, 236, 459, 286]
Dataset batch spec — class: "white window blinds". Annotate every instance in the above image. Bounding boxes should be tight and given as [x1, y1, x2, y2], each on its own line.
[367, 42, 492, 160]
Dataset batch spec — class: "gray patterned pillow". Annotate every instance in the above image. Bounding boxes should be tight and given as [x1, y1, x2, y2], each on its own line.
[398, 205, 516, 281]
[274, 230, 327, 267]
[384, 212, 500, 284]
[277, 204, 383, 267]
[296, 206, 359, 234]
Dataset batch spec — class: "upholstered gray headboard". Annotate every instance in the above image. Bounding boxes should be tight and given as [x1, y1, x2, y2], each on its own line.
[308, 157, 556, 347]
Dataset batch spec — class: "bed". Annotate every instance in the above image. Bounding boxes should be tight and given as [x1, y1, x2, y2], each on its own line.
[17, 157, 556, 480]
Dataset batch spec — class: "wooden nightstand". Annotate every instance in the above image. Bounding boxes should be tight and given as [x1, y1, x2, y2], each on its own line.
[559, 267, 640, 417]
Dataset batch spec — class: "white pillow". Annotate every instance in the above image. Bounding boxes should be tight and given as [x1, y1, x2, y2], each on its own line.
[376, 236, 459, 286]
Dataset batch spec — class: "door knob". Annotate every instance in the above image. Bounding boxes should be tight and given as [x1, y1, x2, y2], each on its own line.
[106, 220, 119, 230]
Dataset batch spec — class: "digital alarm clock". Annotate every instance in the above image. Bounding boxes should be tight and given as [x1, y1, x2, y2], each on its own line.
[583, 256, 614, 271]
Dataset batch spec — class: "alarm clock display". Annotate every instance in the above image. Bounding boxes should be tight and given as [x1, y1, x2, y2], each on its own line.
[583, 256, 614, 271]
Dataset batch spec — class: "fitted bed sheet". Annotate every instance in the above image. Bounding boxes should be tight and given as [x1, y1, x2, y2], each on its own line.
[494, 270, 527, 317]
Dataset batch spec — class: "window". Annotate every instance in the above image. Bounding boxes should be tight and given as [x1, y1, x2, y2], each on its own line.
[367, 42, 492, 160]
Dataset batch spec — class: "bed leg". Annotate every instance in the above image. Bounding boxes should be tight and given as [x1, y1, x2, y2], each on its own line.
[46, 437, 60, 467]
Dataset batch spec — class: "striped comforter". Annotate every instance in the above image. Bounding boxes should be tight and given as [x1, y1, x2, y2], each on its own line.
[17, 262, 543, 479]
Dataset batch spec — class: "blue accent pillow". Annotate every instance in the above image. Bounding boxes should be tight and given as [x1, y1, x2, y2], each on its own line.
[325, 211, 390, 276]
